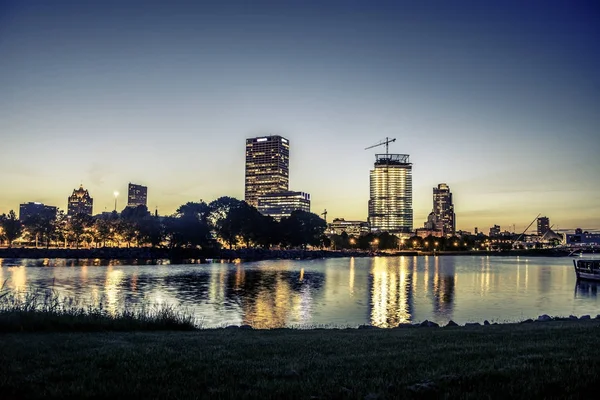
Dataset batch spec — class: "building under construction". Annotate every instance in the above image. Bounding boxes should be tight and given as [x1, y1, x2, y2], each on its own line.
[368, 153, 413, 234]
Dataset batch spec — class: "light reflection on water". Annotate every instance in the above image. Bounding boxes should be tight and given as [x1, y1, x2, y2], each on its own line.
[0, 256, 598, 327]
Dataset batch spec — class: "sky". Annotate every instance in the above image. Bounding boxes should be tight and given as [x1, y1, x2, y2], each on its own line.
[1, 0, 599, 232]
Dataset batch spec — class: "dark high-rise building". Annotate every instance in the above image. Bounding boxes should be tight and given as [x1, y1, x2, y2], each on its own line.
[537, 216, 550, 237]
[368, 154, 413, 234]
[245, 135, 290, 207]
[67, 185, 93, 216]
[19, 202, 57, 222]
[257, 191, 310, 221]
[127, 183, 148, 208]
[489, 225, 501, 237]
[433, 183, 455, 236]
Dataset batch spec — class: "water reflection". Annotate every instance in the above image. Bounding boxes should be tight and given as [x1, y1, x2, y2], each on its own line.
[432, 257, 456, 319]
[574, 280, 599, 298]
[0, 256, 598, 327]
[370, 257, 414, 327]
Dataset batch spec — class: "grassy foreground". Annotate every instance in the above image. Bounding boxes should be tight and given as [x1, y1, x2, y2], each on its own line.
[1, 320, 600, 399]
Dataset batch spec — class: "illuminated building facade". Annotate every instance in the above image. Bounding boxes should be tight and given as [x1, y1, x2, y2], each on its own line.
[433, 183, 455, 236]
[537, 216, 550, 237]
[245, 135, 290, 207]
[368, 154, 413, 234]
[19, 202, 57, 222]
[67, 185, 93, 216]
[257, 191, 310, 221]
[127, 183, 148, 208]
[327, 218, 370, 236]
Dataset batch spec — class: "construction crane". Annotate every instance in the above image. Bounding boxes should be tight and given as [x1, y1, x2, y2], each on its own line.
[365, 137, 397, 232]
[365, 137, 397, 155]
[320, 209, 328, 222]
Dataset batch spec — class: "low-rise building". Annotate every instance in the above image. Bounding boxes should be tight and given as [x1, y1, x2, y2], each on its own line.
[565, 231, 600, 246]
[257, 191, 310, 221]
[327, 218, 370, 236]
[19, 202, 57, 222]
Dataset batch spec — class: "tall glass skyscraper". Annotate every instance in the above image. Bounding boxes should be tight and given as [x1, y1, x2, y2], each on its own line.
[368, 154, 413, 234]
[433, 183, 455, 236]
[245, 135, 290, 207]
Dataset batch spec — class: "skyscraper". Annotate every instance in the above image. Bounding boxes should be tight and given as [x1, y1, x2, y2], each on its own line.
[245, 135, 290, 207]
[537, 216, 550, 237]
[433, 183, 455, 236]
[368, 154, 413, 234]
[67, 185, 93, 216]
[127, 183, 148, 208]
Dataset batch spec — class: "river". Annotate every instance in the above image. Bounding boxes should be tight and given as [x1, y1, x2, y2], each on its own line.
[1, 255, 598, 328]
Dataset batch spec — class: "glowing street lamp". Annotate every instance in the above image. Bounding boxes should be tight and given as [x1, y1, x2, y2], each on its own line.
[113, 191, 119, 212]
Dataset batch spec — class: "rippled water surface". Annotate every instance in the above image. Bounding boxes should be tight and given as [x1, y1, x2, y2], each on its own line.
[1, 256, 599, 328]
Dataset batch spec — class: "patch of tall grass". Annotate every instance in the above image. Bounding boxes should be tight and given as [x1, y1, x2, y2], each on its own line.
[0, 281, 198, 332]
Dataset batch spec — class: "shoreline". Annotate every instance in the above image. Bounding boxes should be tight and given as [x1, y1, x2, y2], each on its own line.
[0, 247, 579, 262]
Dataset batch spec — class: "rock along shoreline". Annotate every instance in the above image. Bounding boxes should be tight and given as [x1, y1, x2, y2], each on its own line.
[222, 314, 600, 331]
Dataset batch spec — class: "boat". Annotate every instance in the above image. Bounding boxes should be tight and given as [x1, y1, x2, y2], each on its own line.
[573, 259, 600, 281]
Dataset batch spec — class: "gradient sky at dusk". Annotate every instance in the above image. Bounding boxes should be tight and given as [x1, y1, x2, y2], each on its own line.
[1, 0, 599, 232]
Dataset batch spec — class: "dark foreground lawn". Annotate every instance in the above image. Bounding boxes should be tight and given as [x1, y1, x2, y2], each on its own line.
[1, 321, 600, 399]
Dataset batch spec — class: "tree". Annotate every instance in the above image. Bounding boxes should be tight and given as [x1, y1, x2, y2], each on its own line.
[209, 197, 245, 248]
[280, 211, 327, 249]
[138, 216, 164, 248]
[377, 232, 399, 250]
[320, 234, 332, 249]
[120, 205, 150, 221]
[94, 218, 115, 247]
[0, 210, 23, 247]
[21, 209, 57, 248]
[164, 202, 214, 250]
[67, 213, 93, 248]
[177, 202, 211, 224]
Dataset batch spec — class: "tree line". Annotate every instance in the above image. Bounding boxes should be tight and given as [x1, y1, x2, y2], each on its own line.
[0, 197, 327, 250]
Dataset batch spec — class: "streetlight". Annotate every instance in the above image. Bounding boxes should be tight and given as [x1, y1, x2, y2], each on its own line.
[113, 191, 119, 212]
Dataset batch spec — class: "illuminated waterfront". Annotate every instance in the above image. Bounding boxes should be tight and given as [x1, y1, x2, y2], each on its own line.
[1, 256, 598, 328]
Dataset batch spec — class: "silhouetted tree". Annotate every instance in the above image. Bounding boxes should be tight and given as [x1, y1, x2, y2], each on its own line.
[280, 210, 326, 249]
[121, 205, 150, 220]
[407, 236, 423, 249]
[68, 213, 93, 248]
[320, 234, 332, 249]
[138, 216, 164, 248]
[22, 208, 57, 248]
[0, 210, 23, 247]
[377, 232, 399, 250]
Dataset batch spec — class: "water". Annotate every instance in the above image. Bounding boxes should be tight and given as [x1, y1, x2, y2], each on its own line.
[1, 256, 598, 328]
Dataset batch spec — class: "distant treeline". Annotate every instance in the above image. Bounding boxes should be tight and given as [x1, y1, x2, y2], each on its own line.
[0, 197, 329, 251]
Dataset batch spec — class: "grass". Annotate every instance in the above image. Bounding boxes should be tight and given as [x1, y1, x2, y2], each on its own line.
[0, 285, 197, 332]
[1, 321, 600, 399]
[2, 286, 600, 398]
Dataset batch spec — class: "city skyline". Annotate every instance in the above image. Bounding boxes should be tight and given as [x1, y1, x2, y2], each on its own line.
[1, 1, 599, 231]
